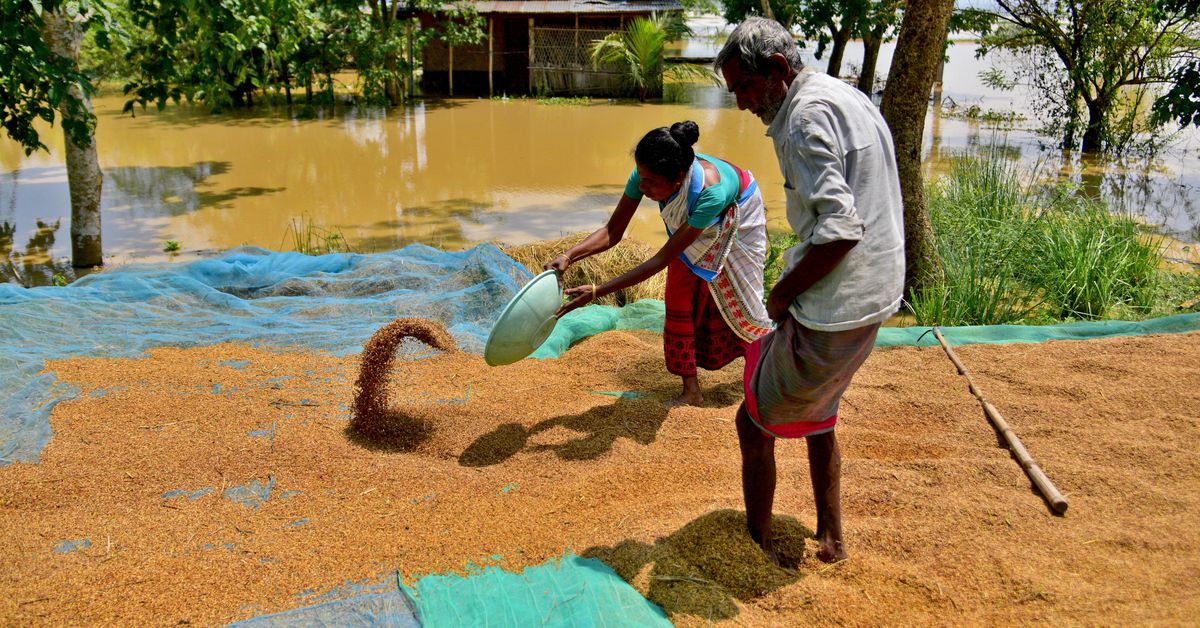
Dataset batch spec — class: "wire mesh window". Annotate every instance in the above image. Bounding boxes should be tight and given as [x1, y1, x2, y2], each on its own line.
[530, 27, 619, 71]
[529, 26, 626, 95]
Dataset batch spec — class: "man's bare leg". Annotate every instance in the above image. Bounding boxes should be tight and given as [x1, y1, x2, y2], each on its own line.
[666, 374, 703, 407]
[806, 429, 847, 562]
[736, 403, 779, 564]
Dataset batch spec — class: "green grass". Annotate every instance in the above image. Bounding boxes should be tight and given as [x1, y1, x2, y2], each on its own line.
[908, 151, 1174, 326]
[763, 231, 799, 306]
[281, 216, 354, 256]
[489, 94, 592, 106]
[535, 96, 592, 106]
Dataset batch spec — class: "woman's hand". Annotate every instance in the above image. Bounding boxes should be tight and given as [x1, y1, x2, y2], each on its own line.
[556, 284, 597, 318]
[545, 254, 571, 274]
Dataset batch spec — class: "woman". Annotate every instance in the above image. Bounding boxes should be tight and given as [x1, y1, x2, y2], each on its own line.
[548, 121, 773, 407]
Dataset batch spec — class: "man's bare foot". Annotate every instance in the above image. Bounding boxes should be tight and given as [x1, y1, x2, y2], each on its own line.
[814, 532, 848, 563]
[665, 391, 703, 408]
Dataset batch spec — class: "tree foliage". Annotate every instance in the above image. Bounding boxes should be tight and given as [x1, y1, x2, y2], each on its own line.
[969, 0, 1200, 153]
[721, 0, 904, 88]
[121, 0, 321, 112]
[1151, 0, 1200, 127]
[115, 0, 483, 112]
[1, 0, 112, 155]
[792, 0, 865, 77]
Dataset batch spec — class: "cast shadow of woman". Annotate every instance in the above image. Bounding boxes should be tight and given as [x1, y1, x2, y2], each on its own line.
[581, 509, 811, 621]
[459, 396, 669, 467]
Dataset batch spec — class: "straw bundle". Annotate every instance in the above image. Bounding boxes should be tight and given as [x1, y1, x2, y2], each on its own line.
[502, 234, 666, 306]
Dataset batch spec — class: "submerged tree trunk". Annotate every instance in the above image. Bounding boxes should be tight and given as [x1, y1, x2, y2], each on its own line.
[385, 56, 402, 105]
[858, 33, 883, 94]
[42, 10, 103, 268]
[407, 19, 416, 99]
[826, 26, 852, 77]
[880, 0, 955, 297]
[1082, 97, 1106, 153]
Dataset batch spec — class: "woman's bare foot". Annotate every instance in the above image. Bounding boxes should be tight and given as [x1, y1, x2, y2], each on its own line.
[665, 390, 704, 408]
[665, 375, 703, 408]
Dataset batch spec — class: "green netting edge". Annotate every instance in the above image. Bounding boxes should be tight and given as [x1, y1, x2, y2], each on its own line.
[531, 301, 1200, 358]
[530, 299, 666, 359]
[877, 311, 1200, 347]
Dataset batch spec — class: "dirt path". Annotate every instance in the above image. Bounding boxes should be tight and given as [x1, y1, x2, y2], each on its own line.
[1, 331, 1197, 625]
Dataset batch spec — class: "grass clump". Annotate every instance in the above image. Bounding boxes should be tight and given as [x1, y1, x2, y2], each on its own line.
[763, 231, 799, 304]
[282, 216, 354, 255]
[908, 150, 1171, 326]
[502, 234, 665, 306]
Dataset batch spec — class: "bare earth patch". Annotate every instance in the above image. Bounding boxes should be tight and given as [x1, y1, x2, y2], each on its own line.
[1, 330, 1197, 625]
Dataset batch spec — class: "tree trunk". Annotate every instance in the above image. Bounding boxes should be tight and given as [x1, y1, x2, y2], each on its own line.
[1081, 97, 1105, 153]
[407, 20, 415, 99]
[934, 20, 950, 85]
[42, 10, 103, 268]
[386, 56, 402, 105]
[858, 34, 882, 94]
[827, 27, 851, 77]
[879, 0, 955, 297]
[282, 62, 292, 105]
[759, 0, 776, 21]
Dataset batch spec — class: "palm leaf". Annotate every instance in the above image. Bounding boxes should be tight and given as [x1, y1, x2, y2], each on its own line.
[590, 13, 689, 100]
[664, 62, 722, 87]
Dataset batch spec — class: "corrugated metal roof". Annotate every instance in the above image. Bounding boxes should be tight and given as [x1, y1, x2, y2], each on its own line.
[466, 1, 682, 14]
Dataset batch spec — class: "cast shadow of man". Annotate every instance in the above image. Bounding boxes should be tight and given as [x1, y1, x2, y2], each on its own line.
[581, 509, 810, 621]
[459, 397, 668, 467]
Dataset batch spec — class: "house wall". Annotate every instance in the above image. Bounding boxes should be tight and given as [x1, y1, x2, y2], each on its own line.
[420, 13, 641, 97]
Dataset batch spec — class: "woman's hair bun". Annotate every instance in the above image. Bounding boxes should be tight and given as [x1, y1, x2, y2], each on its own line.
[669, 121, 700, 148]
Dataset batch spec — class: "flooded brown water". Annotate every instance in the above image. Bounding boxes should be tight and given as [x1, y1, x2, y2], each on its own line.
[2, 40, 1198, 284]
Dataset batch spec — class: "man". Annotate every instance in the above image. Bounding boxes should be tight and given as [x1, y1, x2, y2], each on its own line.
[715, 17, 905, 563]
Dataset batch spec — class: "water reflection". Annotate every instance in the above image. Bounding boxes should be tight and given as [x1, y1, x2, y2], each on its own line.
[0, 40, 1197, 286]
[0, 219, 75, 286]
[104, 162, 287, 216]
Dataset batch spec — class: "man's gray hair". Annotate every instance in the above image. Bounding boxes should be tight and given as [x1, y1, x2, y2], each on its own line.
[714, 16, 804, 76]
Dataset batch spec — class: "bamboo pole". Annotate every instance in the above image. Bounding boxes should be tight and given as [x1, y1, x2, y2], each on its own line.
[931, 327, 1069, 514]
